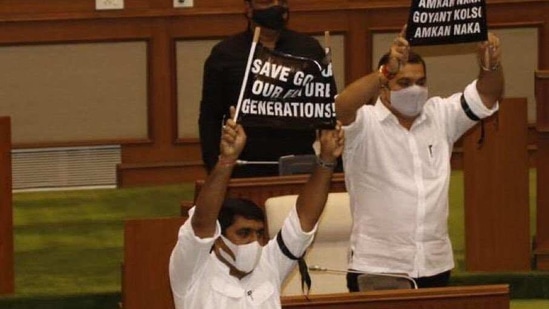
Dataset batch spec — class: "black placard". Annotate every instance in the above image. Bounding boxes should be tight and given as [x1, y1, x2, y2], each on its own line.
[235, 46, 337, 130]
[405, 0, 488, 46]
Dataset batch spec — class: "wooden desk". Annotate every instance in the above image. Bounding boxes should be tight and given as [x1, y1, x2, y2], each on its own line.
[282, 285, 509, 309]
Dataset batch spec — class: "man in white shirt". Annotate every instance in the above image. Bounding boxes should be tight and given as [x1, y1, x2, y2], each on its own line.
[169, 106, 344, 308]
[335, 28, 504, 290]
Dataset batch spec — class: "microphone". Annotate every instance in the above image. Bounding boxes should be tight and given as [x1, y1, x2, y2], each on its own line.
[308, 265, 418, 289]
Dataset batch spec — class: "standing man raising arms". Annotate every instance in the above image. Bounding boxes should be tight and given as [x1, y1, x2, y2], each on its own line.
[336, 28, 504, 290]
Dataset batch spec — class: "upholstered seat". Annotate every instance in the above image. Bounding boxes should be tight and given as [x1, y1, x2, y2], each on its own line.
[356, 273, 415, 291]
[264, 192, 351, 295]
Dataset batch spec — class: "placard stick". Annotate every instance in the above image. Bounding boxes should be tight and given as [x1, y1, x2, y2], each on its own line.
[233, 26, 261, 122]
[324, 31, 331, 55]
[484, 44, 491, 70]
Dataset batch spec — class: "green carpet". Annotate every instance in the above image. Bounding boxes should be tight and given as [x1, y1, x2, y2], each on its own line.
[451, 272, 549, 299]
[11, 184, 193, 296]
[511, 299, 549, 309]
[0, 170, 547, 308]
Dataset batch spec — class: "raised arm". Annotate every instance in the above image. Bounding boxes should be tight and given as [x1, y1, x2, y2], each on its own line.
[334, 71, 383, 126]
[335, 27, 409, 125]
[296, 122, 345, 232]
[476, 32, 504, 109]
[192, 107, 246, 238]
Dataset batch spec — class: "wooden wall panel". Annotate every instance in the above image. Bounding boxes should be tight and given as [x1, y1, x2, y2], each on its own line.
[0, 117, 14, 294]
[175, 39, 219, 139]
[0, 1, 546, 185]
[536, 134, 549, 269]
[535, 70, 549, 270]
[537, 71, 549, 132]
[463, 99, 531, 271]
[0, 42, 149, 145]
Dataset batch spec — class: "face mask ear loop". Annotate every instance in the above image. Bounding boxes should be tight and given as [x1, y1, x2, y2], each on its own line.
[219, 235, 237, 263]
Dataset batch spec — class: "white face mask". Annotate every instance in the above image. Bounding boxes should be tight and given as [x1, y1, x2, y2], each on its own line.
[389, 85, 429, 117]
[218, 235, 262, 273]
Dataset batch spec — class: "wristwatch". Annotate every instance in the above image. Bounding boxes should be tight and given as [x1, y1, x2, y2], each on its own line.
[316, 156, 337, 169]
[379, 64, 397, 80]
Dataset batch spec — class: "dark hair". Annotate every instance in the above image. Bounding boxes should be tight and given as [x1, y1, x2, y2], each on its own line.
[218, 198, 265, 234]
[377, 50, 426, 74]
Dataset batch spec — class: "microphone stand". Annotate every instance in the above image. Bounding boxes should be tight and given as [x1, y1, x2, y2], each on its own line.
[236, 160, 278, 165]
[308, 265, 418, 289]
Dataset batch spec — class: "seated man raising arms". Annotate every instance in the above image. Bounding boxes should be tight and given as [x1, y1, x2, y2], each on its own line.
[169, 106, 344, 308]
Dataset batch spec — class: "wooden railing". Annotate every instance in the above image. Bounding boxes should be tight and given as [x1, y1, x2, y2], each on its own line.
[181, 173, 346, 215]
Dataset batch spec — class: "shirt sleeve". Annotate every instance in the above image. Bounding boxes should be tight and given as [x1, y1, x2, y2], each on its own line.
[169, 207, 221, 297]
[263, 205, 317, 284]
[463, 79, 500, 119]
[435, 80, 499, 142]
[342, 104, 367, 153]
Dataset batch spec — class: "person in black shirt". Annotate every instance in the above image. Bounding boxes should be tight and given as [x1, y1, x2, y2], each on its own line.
[199, 0, 326, 177]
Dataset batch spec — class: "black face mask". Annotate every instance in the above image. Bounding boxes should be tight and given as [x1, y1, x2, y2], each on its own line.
[251, 5, 288, 31]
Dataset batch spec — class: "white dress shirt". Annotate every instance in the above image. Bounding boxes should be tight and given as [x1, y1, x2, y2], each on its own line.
[169, 205, 315, 309]
[343, 80, 498, 277]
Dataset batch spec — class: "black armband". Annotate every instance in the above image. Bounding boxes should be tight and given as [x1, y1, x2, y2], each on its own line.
[276, 231, 311, 294]
[460, 94, 481, 121]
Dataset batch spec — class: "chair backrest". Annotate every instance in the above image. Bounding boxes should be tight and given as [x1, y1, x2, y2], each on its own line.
[278, 155, 317, 176]
[264, 192, 351, 295]
[357, 274, 414, 291]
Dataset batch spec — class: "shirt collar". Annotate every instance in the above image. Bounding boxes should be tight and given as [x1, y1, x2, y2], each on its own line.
[211, 250, 232, 275]
[212, 250, 256, 283]
[373, 98, 397, 123]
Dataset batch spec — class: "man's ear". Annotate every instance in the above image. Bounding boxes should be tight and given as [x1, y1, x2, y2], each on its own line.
[379, 85, 390, 102]
[215, 237, 236, 260]
[214, 236, 225, 249]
